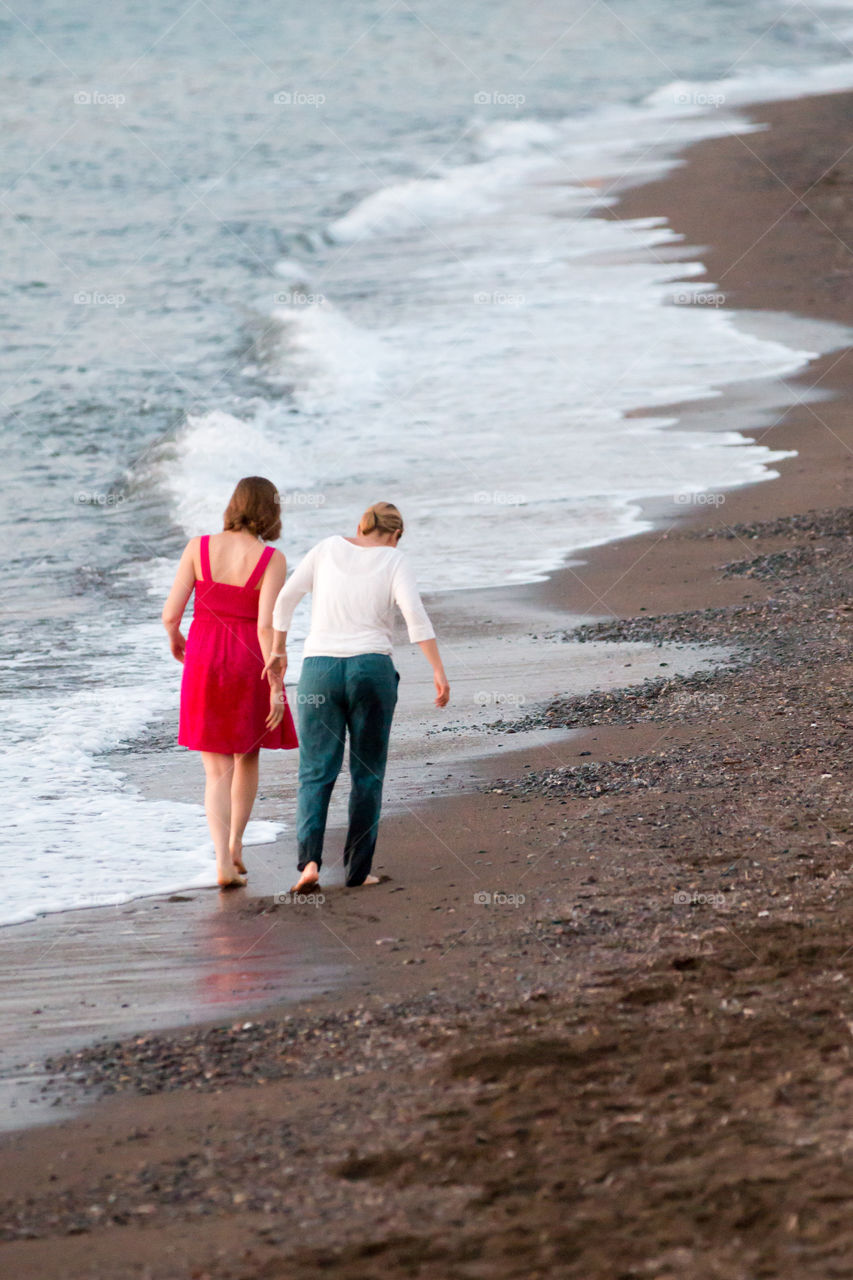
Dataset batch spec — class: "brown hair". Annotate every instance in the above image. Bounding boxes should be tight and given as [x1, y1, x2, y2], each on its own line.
[359, 501, 404, 538]
[223, 476, 281, 541]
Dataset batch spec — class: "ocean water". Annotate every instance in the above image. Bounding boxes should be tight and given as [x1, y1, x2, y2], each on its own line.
[4, 0, 853, 925]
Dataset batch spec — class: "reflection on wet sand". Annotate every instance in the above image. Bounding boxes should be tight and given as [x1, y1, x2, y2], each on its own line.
[198, 894, 340, 1007]
[0, 888, 347, 1132]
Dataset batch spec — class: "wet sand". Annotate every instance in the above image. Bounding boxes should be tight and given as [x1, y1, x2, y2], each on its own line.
[1, 612, 723, 1132]
[3, 89, 853, 1279]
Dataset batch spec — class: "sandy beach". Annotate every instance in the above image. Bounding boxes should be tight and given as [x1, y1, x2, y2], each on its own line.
[4, 87, 853, 1278]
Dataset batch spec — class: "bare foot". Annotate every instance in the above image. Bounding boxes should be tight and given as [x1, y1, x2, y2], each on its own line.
[218, 874, 247, 890]
[350, 874, 380, 887]
[291, 861, 320, 892]
[217, 853, 246, 889]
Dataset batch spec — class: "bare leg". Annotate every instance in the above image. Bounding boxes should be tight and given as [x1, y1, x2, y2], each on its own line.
[201, 752, 244, 887]
[229, 750, 259, 874]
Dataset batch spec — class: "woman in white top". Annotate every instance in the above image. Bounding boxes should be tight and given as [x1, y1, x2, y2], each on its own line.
[265, 502, 449, 889]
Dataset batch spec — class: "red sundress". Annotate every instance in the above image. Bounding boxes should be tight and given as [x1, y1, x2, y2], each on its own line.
[178, 534, 298, 753]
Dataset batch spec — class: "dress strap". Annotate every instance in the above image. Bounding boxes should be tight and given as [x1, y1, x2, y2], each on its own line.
[244, 545, 275, 591]
[199, 534, 212, 582]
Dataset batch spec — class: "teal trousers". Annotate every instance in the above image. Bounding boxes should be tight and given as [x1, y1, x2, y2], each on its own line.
[295, 654, 399, 885]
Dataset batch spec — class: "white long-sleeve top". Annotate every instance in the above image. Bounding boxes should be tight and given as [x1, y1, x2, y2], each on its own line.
[272, 535, 435, 658]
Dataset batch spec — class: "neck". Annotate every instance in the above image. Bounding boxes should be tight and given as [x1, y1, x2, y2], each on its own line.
[225, 528, 262, 541]
[354, 532, 397, 547]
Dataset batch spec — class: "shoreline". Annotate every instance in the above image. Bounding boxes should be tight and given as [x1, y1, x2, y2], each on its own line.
[530, 90, 853, 622]
[4, 87, 853, 1278]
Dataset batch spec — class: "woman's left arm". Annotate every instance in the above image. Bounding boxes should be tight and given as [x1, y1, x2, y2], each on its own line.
[258, 550, 289, 730]
[257, 549, 288, 672]
[161, 539, 198, 664]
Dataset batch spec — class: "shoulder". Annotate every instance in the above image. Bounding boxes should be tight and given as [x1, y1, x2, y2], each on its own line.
[389, 548, 418, 582]
[264, 546, 287, 573]
[310, 536, 339, 557]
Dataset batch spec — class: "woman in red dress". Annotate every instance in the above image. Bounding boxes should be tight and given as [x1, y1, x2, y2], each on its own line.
[162, 476, 298, 888]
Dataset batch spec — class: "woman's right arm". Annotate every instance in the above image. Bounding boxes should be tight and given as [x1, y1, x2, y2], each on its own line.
[161, 538, 198, 664]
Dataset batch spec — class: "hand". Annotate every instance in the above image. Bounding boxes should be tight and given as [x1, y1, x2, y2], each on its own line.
[262, 652, 287, 684]
[266, 683, 286, 731]
[433, 669, 450, 708]
[169, 632, 186, 664]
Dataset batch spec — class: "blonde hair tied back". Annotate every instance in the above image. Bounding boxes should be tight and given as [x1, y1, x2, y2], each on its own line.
[359, 501, 404, 537]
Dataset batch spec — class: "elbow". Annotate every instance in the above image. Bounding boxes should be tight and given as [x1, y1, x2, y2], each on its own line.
[162, 609, 180, 630]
